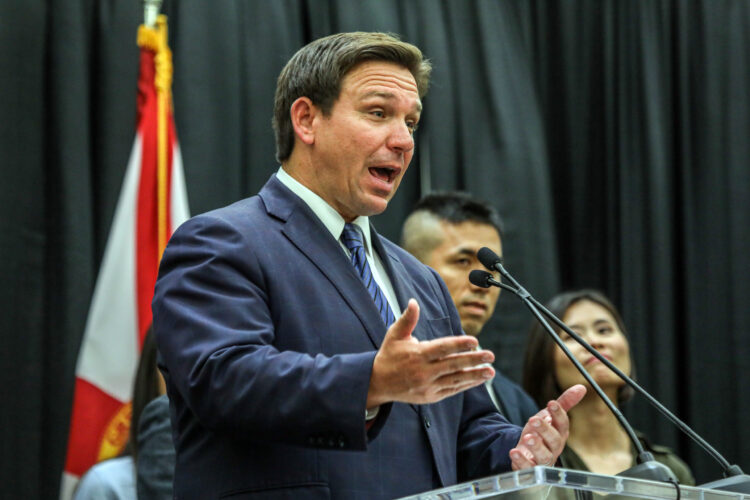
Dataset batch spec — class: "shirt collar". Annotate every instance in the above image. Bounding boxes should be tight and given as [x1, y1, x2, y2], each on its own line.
[276, 167, 373, 256]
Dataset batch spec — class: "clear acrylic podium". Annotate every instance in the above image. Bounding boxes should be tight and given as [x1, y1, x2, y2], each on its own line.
[397, 466, 747, 499]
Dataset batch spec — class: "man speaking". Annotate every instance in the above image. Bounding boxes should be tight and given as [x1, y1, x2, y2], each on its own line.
[152, 32, 584, 499]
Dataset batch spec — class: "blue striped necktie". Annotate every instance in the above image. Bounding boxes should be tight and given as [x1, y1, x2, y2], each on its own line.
[341, 223, 396, 328]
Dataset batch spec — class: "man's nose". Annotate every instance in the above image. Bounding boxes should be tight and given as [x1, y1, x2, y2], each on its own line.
[387, 121, 415, 153]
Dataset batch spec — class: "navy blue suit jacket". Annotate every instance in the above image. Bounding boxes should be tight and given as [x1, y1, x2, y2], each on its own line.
[490, 372, 538, 427]
[152, 175, 522, 499]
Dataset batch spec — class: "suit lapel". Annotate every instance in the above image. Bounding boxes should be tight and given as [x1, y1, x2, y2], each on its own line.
[261, 176, 424, 416]
[371, 230, 430, 342]
[371, 227, 428, 417]
[260, 176, 388, 349]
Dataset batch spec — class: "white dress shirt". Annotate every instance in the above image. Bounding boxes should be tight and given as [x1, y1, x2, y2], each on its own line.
[276, 167, 402, 318]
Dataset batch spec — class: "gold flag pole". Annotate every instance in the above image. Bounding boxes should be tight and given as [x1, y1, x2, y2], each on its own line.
[138, 0, 172, 259]
[154, 15, 171, 259]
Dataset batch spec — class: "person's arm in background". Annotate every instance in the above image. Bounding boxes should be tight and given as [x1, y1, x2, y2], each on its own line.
[136, 395, 175, 500]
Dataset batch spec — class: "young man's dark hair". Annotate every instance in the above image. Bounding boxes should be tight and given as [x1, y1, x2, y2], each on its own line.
[401, 191, 503, 263]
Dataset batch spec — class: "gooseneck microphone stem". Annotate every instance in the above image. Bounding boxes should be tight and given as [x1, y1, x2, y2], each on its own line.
[473, 272, 653, 464]
[473, 246, 749, 491]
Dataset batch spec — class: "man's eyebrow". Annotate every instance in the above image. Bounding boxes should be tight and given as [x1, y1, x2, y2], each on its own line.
[455, 247, 503, 263]
[360, 91, 422, 112]
[455, 248, 476, 257]
[454, 248, 501, 261]
[361, 90, 395, 100]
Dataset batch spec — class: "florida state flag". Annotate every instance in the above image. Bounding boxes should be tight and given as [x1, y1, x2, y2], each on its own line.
[60, 15, 189, 499]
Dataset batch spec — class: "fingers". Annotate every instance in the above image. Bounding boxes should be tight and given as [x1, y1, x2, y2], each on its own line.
[542, 384, 585, 437]
[526, 415, 564, 459]
[510, 387, 585, 471]
[523, 430, 556, 465]
[436, 380, 487, 398]
[370, 297, 496, 406]
[510, 431, 555, 470]
[512, 401, 574, 471]
[556, 384, 586, 412]
[418, 344, 494, 401]
[421, 335, 480, 361]
[432, 348, 494, 375]
[434, 365, 495, 394]
[386, 299, 420, 341]
[535, 408, 553, 425]
[509, 445, 536, 471]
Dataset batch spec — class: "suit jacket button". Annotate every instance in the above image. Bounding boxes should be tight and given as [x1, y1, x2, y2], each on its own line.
[423, 417, 431, 428]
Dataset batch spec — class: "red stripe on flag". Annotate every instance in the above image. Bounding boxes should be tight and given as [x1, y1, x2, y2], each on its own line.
[135, 48, 174, 345]
[63, 378, 128, 476]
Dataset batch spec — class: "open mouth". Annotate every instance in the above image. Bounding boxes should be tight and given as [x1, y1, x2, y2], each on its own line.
[369, 166, 398, 183]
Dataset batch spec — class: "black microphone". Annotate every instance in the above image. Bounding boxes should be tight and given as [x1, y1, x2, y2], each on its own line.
[477, 247, 503, 273]
[469, 269, 495, 288]
[474, 247, 750, 492]
[468, 270, 516, 294]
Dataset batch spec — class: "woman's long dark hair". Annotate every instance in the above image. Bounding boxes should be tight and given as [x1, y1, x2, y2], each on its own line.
[521, 289, 636, 408]
[121, 327, 163, 461]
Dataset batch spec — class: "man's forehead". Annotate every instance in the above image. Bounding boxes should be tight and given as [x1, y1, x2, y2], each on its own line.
[343, 61, 419, 95]
[441, 220, 501, 242]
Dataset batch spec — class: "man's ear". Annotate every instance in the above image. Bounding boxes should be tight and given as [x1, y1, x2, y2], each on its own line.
[290, 97, 319, 146]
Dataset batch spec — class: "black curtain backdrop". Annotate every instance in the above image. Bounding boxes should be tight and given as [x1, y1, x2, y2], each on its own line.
[517, 0, 750, 482]
[1, 1, 748, 497]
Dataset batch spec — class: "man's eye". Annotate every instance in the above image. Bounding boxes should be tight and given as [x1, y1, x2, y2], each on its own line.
[455, 258, 471, 267]
[371, 110, 385, 118]
[407, 121, 419, 133]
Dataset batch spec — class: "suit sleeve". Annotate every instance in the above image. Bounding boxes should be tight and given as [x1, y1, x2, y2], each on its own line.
[152, 214, 377, 450]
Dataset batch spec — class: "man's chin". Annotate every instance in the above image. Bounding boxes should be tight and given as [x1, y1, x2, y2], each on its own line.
[461, 319, 484, 337]
[359, 196, 390, 216]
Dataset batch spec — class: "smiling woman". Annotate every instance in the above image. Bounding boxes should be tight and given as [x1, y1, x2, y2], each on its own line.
[521, 290, 695, 484]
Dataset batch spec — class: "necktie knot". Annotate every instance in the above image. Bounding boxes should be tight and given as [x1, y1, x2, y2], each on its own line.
[341, 223, 364, 253]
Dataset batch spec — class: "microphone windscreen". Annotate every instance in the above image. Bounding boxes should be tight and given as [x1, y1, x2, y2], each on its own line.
[477, 247, 501, 271]
[469, 270, 492, 288]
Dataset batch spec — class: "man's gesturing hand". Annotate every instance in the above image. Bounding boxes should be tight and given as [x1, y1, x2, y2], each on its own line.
[366, 299, 495, 408]
[509, 384, 587, 470]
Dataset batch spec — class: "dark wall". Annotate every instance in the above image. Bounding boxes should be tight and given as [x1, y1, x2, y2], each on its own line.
[1, 1, 748, 497]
